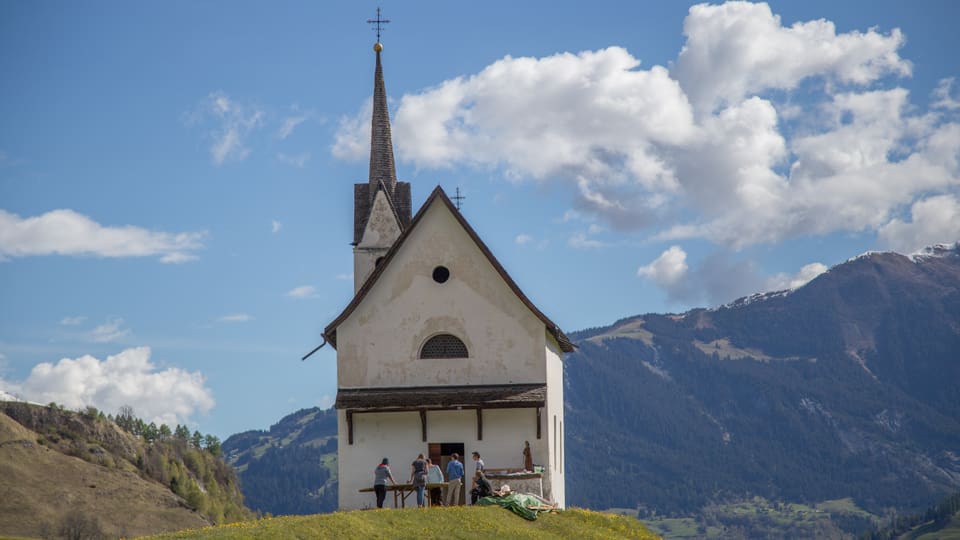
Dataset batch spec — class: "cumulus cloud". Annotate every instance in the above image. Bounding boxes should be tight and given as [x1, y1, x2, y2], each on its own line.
[640, 247, 828, 306]
[287, 285, 317, 298]
[638, 246, 689, 288]
[0, 347, 214, 427]
[60, 316, 87, 326]
[334, 2, 959, 252]
[90, 318, 131, 343]
[673, 1, 910, 114]
[932, 78, 960, 111]
[0, 209, 204, 263]
[271, 220, 282, 234]
[878, 194, 960, 253]
[514, 234, 533, 246]
[332, 99, 372, 161]
[766, 262, 828, 291]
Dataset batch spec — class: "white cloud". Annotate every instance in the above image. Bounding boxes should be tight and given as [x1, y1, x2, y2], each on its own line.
[514, 234, 533, 245]
[0, 347, 214, 427]
[60, 316, 87, 326]
[0, 209, 204, 263]
[277, 152, 311, 168]
[932, 78, 960, 111]
[878, 194, 960, 253]
[568, 232, 607, 249]
[217, 313, 253, 323]
[766, 262, 828, 291]
[331, 99, 372, 161]
[287, 285, 318, 298]
[90, 318, 130, 343]
[334, 3, 958, 252]
[638, 246, 689, 287]
[190, 91, 265, 165]
[316, 394, 334, 409]
[673, 1, 910, 114]
[277, 114, 307, 139]
[271, 220, 282, 234]
[334, 273, 353, 281]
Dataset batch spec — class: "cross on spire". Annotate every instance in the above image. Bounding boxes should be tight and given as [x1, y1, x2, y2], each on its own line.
[367, 7, 390, 43]
[453, 187, 466, 210]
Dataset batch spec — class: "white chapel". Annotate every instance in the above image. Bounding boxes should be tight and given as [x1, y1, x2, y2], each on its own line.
[323, 38, 574, 510]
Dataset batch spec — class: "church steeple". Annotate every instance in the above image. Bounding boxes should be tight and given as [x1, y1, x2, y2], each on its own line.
[351, 20, 412, 290]
[368, 43, 398, 194]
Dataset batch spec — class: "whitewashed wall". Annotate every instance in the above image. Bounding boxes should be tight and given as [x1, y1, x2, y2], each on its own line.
[544, 338, 566, 508]
[353, 190, 402, 292]
[337, 407, 558, 509]
[337, 200, 548, 388]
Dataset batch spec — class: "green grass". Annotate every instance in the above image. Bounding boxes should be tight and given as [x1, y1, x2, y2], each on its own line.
[909, 511, 960, 540]
[149, 507, 660, 540]
[639, 496, 880, 539]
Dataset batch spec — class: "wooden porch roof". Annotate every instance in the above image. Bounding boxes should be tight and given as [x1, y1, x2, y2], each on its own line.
[335, 383, 546, 411]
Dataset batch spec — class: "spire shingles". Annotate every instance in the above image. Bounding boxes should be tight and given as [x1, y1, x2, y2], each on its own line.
[368, 48, 397, 195]
[353, 44, 411, 245]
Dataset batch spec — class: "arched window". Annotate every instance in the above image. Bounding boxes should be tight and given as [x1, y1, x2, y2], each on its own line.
[419, 334, 468, 359]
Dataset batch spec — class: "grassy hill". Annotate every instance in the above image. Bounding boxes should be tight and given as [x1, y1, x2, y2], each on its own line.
[0, 402, 252, 539]
[148, 506, 660, 539]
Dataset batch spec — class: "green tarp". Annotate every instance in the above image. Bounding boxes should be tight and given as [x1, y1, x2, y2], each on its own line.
[477, 493, 550, 521]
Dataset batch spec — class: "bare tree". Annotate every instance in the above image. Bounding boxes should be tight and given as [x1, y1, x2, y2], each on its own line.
[57, 509, 104, 540]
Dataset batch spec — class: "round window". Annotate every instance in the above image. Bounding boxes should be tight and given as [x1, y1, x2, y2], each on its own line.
[432, 266, 450, 283]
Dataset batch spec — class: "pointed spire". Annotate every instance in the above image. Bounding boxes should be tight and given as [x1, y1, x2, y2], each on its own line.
[368, 43, 398, 196]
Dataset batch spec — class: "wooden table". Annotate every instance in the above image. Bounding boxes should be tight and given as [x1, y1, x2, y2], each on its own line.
[359, 482, 449, 508]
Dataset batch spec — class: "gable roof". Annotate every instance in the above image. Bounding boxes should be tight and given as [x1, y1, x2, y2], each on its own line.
[324, 185, 575, 353]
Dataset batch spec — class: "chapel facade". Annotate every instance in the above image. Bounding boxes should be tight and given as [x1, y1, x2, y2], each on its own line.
[324, 39, 574, 510]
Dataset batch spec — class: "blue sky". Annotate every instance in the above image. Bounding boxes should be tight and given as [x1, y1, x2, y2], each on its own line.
[1, 1, 958, 438]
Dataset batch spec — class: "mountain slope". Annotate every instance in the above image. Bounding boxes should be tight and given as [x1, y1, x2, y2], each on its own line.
[222, 407, 338, 516]
[0, 404, 215, 538]
[220, 243, 960, 538]
[565, 243, 960, 519]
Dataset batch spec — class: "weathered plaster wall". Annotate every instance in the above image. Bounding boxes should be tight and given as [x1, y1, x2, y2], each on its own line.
[544, 339, 566, 508]
[354, 189, 402, 292]
[339, 200, 547, 388]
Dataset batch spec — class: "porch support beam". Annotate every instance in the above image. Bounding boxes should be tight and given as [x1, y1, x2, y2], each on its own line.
[347, 410, 354, 445]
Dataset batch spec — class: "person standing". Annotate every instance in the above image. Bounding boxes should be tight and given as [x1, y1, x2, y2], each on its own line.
[374, 458, 396, 509]
[472, 451, 485, 476]
[523, 440, 533, 472]
[410, 453, 428, 508]
[445, 453, 464, 506]
[426, 458, 444, 506]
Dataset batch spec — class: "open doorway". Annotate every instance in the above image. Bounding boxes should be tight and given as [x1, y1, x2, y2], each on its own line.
[429, 442, 465, 505]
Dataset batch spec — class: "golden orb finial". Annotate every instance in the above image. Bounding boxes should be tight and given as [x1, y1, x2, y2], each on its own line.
[373, 42, 383, 52]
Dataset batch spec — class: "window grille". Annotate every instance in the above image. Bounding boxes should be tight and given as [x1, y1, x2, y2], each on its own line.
[420, 334, 468, 359]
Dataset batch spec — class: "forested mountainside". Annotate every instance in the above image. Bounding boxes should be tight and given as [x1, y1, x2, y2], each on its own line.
[0, 401, 251, 539]
[223, 407, 338, 515]
[222, 243, 959, 538]
[564, 243, 960, 523]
